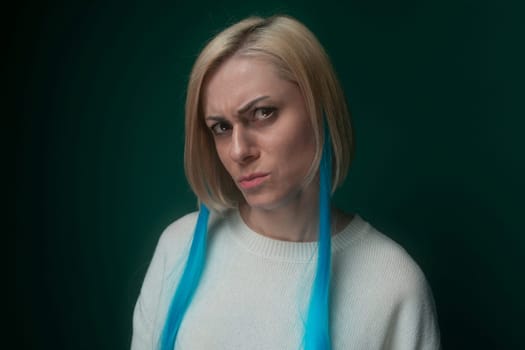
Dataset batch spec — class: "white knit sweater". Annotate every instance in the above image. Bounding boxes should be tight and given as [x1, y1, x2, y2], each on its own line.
[131, 210, 440, 349]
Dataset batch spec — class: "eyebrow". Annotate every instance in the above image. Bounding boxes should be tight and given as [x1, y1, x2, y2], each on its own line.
[237, 95, 270, 114]
[205, 95, 270, 122]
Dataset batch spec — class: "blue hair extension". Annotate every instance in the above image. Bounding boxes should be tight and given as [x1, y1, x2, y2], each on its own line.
[303, 126, 333, 350]
[159, 203, 210, 350]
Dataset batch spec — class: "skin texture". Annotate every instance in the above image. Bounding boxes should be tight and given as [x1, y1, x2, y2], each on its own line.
[202, 55, 321, 241]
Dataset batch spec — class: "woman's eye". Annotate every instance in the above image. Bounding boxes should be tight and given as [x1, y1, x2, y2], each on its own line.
[211, 122, 231, 135]
[253, 107, 276, 120]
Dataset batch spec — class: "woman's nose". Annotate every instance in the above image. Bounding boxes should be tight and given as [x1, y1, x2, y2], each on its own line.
[229, 126, 258, 164]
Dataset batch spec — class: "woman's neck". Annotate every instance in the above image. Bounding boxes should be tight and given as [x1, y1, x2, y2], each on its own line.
[239, 181, 330, 242]
[240, 203, 318, 242]
[238, 187, 353, 242]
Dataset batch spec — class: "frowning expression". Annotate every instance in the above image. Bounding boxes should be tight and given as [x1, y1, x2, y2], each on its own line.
[202, 56, 317, 211]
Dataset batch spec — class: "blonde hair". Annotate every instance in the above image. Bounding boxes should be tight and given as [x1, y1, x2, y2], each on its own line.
[184, 15, 353, 211]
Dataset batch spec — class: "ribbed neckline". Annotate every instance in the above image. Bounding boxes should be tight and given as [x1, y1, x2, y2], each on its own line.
[224, 210, 369, 262]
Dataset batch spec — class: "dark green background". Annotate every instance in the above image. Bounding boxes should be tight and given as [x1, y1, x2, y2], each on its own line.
[14, 0, 524, 349]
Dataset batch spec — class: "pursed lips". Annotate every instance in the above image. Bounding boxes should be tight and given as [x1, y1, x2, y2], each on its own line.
[238, 173, 269, 190]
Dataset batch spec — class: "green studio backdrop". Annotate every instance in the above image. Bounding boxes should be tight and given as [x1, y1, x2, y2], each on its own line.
[15, 0, 524, 349]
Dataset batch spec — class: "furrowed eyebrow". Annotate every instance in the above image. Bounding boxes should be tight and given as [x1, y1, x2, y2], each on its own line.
[204, 116, 228, 123]
[205, 95, 270, 121]
[237, 95, 270, 114]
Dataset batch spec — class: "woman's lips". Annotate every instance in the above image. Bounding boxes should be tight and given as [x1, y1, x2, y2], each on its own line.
[238, 173, 269, 190]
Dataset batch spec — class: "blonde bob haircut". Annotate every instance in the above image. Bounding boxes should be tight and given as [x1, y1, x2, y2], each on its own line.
[184, 15, 354, 212]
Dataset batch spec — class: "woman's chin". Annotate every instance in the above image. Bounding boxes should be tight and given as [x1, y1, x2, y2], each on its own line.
[240, 193, 282, 211]
[240, 190, 303, 212]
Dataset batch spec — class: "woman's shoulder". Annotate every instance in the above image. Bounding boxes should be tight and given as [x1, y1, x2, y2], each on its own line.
[156, 209, 228, 250]
[335, 215, 431, 298]
[149, 211, 201, 263]
[160, 211, 200, 239]
[332, 215, 440, 349]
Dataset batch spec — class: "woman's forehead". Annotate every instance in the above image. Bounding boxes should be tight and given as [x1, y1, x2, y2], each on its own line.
[202, 56, 295, 116]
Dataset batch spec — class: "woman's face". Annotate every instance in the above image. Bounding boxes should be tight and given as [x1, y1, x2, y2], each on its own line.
[202, 55, 317, 211]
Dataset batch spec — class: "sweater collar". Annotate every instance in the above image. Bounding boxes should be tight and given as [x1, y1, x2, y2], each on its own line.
[224, 210, 368, 262]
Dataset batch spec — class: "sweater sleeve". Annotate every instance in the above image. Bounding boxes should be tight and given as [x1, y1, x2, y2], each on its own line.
[131, 233, 168, 350]
[335, 219, 442, 350]
[130, 212, 198, 350]
[382, 269, 441, 350]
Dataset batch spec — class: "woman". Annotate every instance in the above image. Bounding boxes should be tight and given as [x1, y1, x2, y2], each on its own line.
[132, 15, 440, 350]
